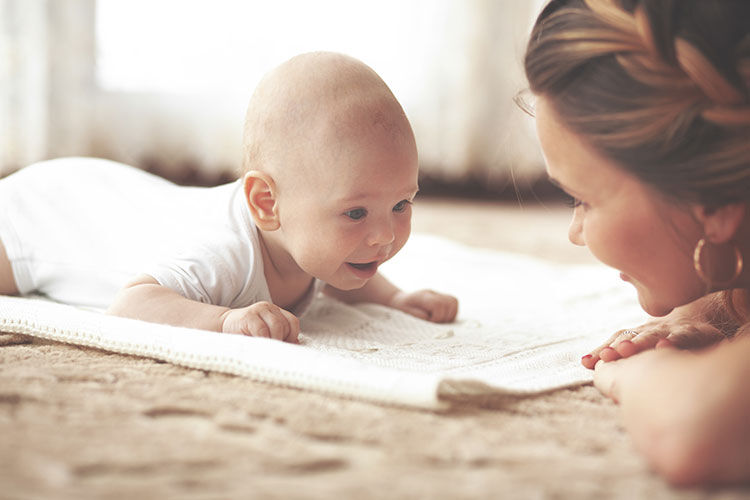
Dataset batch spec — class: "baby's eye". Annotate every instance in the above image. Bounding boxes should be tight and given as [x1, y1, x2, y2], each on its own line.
[392, 199, 411, 212]
[344, 208, 367, 220]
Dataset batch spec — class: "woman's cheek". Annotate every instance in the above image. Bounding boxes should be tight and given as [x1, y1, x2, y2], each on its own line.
[584, 215, 623, 269]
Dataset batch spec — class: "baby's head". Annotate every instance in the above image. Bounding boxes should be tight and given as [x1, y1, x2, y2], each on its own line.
[241, 52, 419, 290]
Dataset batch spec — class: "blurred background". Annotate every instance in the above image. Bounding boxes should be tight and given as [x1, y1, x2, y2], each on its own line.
[1, 0, 555, 198]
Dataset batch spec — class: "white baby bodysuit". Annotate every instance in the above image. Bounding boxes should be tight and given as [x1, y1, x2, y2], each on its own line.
[0, 157, 320, 313]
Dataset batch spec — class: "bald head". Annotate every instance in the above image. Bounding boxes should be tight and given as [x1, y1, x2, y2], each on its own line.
[241, 52, 415, 186]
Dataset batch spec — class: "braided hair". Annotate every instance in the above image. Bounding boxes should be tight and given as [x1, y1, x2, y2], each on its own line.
[524, 0, 750, 209]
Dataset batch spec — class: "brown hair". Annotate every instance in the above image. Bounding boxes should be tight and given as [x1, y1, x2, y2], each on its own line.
[524, 0, 750, 323]
[524, 0, 749, 208]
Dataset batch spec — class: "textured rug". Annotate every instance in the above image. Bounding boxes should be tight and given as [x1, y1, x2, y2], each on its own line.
[0, 234, 648, 410]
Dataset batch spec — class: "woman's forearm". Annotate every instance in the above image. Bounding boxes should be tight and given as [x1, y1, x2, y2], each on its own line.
[595, 337, 750, 485]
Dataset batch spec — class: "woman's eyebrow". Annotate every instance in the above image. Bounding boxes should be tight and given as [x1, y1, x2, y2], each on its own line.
[547, 175, 575, 194]
[547, 176, 564, 189]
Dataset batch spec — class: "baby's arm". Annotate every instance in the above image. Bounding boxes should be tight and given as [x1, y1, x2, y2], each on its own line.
[323, 272, 458, 323]
[108, 275, 299, 342]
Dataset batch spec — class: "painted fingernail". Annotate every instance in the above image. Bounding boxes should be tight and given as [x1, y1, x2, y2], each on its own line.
[582, 354, 593, 362]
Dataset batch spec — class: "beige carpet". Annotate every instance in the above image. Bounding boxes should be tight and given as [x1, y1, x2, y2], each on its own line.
[2, 198, 747, 499]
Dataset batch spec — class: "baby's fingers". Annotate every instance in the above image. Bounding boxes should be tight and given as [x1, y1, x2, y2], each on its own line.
[228, 302, 299, 343]
[400, 305, 430, 321]
[434, 296, 459, 323]
[422, 290, 458, 323]
[419, 292, 459, 323]
[279, 308, 301, 344]
[258, 307, 299, 343]
[240, 313, 273, 338]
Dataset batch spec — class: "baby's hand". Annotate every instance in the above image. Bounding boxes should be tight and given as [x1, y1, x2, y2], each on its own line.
[221, 301, 300, 343]
[389, 289, 458, 323]
[582, 319, 725, 370]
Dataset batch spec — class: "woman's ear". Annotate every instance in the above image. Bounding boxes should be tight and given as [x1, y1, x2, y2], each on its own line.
[244, 171, 280, 231]
[692, 203, 746, 243]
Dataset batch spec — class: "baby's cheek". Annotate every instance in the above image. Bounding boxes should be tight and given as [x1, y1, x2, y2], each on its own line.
[396, 220, 412, 247]
[391, 233, 410, 257]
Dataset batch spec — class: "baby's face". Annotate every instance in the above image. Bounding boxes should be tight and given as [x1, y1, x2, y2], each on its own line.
[277, 128, 419, 290]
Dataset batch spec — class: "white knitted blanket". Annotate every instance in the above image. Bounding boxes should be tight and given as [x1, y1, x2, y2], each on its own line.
[0, 234, 648, 410]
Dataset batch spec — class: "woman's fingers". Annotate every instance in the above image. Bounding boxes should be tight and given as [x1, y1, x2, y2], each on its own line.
[583, 330, 624, 368]
[586, 321, 727, 370]
[593, 359, 621, 402]
[584, 328, 644, 368]
[664, 323, 724, 350]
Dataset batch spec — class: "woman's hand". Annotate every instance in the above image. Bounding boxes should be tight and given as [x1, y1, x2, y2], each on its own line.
[389, 289, 459, 323]
[581, 318, 725, 369]
[221, 301, 300, 343]
[593, 348, 668, 403]
[582, 292, 733, 369]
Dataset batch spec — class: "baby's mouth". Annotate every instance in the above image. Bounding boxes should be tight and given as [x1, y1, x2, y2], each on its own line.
[345, 260, 381, 280]
[347, 261, 377, 271]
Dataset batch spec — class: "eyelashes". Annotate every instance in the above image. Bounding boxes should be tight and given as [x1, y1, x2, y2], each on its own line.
[549, 181, 583, 209]
[343, 200, 412, 221]
[563, 194, 583, 209]
[344, 208, 367, 220]
[392, 199, 412, 212]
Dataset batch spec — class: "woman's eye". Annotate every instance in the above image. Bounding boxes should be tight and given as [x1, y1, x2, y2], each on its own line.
[344, 208, 367, 220]
[393, 199, 411, 212]
[564, 194, 583, 209]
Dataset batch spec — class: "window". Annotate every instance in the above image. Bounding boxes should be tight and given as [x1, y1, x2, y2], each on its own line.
[96, 0, 446, 104]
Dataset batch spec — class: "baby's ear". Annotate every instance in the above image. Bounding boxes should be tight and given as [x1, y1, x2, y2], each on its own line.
[243, 171, 280, 231]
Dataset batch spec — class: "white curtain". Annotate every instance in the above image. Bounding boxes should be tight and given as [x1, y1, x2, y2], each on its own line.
[1, 0, 545, 183]
[0, 0, 95, 176]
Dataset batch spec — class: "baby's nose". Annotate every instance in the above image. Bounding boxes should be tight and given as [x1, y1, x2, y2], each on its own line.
[367, 220, 395, 246]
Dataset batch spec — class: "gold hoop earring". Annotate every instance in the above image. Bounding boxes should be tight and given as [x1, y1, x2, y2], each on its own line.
[693, 238, 744, 288]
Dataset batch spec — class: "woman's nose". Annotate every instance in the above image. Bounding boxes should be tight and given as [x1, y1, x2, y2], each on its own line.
[568, 210, 585, 246]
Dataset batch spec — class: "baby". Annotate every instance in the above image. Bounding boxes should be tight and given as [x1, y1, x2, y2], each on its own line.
[0, 52, 458, 343]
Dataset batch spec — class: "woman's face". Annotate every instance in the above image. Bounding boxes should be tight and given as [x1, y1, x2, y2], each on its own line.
[535, 97, 706, 317]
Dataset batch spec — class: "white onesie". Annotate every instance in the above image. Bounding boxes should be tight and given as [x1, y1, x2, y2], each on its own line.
[0, 157, 321, 313]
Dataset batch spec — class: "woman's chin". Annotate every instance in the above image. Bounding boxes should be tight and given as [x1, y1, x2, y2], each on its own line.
[637, 294, 674, 317]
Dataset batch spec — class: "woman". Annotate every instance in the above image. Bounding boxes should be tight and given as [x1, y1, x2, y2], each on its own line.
[523, 0, 749, 485]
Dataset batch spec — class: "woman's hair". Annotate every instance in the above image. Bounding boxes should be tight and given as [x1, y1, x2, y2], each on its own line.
[524, 0, 750, 324]
[524, 0, 749, 209]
